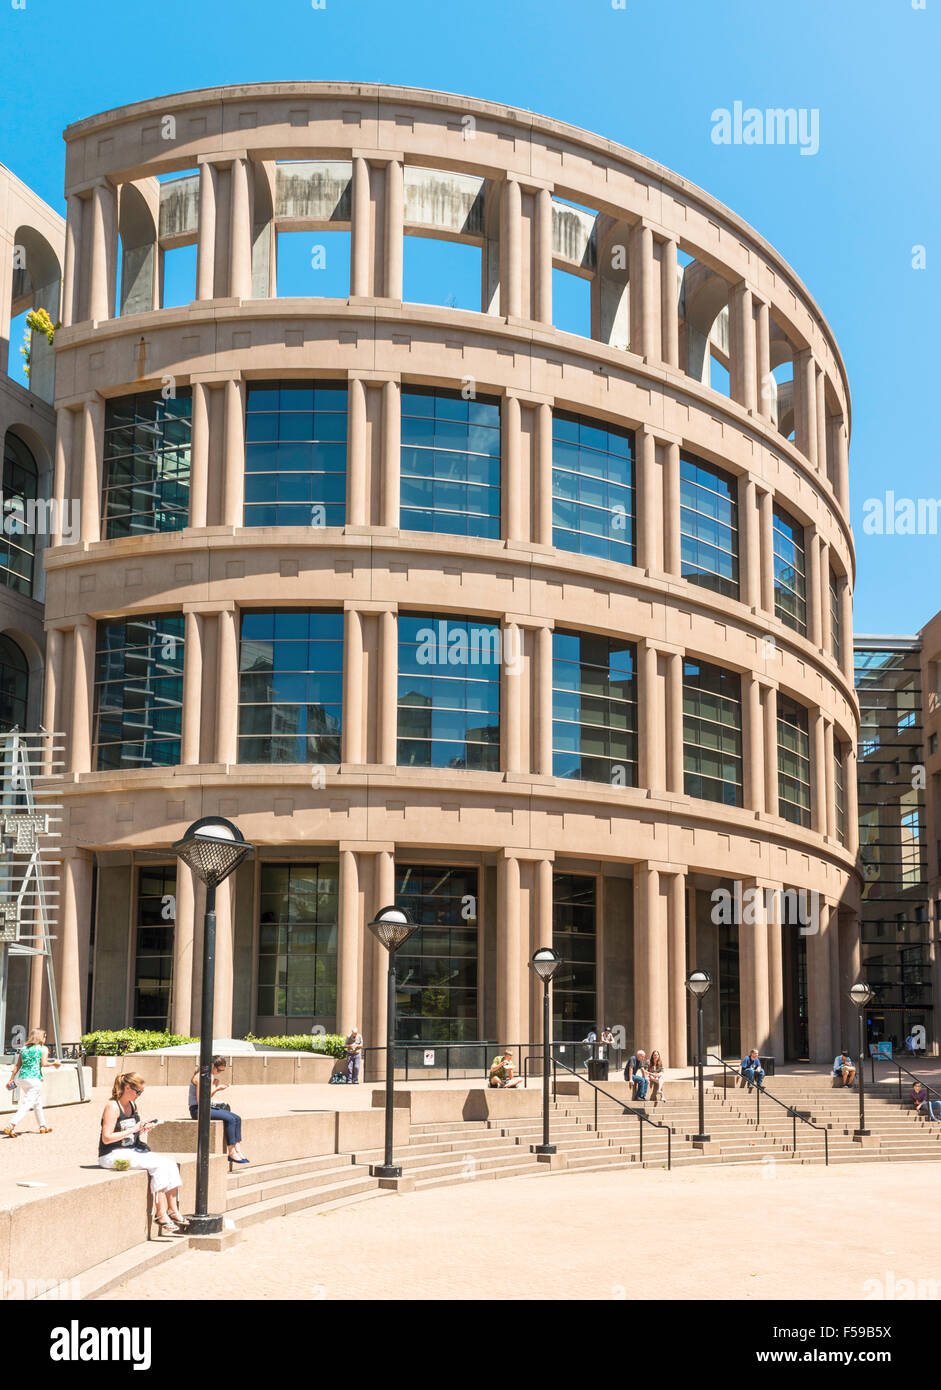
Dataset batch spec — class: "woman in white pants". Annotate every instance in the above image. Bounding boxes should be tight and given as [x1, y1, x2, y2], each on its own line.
[3, 1028, 60, 1136]
[98, 1073, 188, 1234]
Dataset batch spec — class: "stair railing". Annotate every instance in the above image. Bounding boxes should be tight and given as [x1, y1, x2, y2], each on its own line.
[551, 1056, 672, 1171]
[706, 1054, 828, 1166]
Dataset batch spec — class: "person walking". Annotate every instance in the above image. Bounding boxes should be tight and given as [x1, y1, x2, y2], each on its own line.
[98, 1072, 188, 1234]
[189, 1056, 248, 1164]
[3, 1028, 61, 1137]
[345, 1025, 364, 1084]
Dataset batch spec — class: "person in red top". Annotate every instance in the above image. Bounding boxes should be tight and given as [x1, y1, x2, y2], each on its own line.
[910, 1081, 941, 1120]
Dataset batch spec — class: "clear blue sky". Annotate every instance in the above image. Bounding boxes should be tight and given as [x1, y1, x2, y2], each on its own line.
[1, 0, 936, 634]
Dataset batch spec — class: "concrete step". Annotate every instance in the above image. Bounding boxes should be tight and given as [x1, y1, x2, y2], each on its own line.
[227, 1152, 354, 1191]
[71, 1237, 193, 1302]
[230, 1173, 382, 1228]
[227, 1161, 369, 1211]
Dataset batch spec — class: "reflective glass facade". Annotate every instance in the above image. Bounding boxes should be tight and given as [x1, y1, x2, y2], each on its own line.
[133, 866, 176, 1029]
[393, 864, 479, 1042]
[552, 631, 637, 785]
[680, 454, 739, 598]
[244, 381, 347, 528]
[552, 873, 597, 1046]
[397, 615, 501, 770]
[773, 504, 807, 635]
[238, 610, 343, 764]
[102, 390, 191, 538]
[1, 432, 37, 596]
[830, 569, 842, 667]
[0, 634, 28, 732]
[256, 862, 338, 1023]
[777, 695, 811, 827]
[400, 388, 501, 539]
[682, 659, 743, 806]
[552, 411, 635, 565]
[94, 615, 184, 770]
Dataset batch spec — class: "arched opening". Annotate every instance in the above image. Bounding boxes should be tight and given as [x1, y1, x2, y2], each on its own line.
[0, 634, 29, 731]
[8, 225, 61, 403]
[1, 431, 38, 597]
[679, 260, 732, 398]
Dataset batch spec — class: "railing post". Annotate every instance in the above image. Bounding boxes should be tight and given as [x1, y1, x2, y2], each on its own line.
[792, 1111, 796, 1153]
[594, 1087, 598, 1132]
[639, 1115, 643, 1164]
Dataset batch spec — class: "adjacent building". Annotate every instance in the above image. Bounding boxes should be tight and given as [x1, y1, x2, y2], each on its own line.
[12, 84, 863, 1064]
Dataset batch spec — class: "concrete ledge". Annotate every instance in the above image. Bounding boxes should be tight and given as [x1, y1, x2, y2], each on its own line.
[1, 1066, 91, 1111]
[88, 1051, 339, 1087]
[337, 1107, 410, 1153]
[370, 1085, 543, 1124]
[150, 1112, 338, 1164]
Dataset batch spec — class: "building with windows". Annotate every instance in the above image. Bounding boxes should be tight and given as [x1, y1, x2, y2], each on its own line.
[34, 84, 861, 1063]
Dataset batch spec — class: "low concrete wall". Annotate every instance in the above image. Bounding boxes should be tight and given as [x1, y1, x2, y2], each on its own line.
[88, 1052, 338, 1088]
[374, 1087, 543, 1124]
[0, 1154, 226, 1291]
[150, 1112, 339, 1164]
[336, 1107, 409, 1153]
[1, 1065, 92, 1112]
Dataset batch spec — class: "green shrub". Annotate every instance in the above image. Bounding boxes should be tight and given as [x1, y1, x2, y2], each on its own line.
[81, 1029, 197, 1056]
[245, 1033, 347, 1059]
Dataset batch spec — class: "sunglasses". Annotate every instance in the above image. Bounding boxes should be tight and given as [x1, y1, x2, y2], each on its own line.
[128, 1084, 143, 1095]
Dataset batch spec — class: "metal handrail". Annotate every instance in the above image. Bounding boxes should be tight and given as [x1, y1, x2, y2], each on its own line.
[706, 1054, 828, 1165]
[551, 1056, 672, 1170]
[359, 1040, 496, 1083]
[870, 1055, 941, 1107]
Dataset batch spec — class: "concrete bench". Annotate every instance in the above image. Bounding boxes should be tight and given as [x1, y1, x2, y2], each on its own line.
[148, 1107, 409, 1164]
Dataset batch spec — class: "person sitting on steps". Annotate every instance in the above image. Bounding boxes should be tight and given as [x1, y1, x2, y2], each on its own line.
[626, 1049, 649, 1100]
[740, 1049, 765, 1092]
[488, 1050, 522, 1088]
[832, 1049, 856, 1087]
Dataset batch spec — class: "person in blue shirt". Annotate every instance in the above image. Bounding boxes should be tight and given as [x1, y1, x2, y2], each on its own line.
[740, 1049, 765, 1091]
[833, 1050, 856, 1086]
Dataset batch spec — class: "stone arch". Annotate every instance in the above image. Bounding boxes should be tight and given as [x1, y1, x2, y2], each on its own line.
[10, 225, 62, 403]
[118, 180, 159, 316]
[679, 260, 731, 386]
[0, 629, 40, 731]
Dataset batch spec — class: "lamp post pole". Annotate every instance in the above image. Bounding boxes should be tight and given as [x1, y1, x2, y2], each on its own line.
[848, 981, 874, 1140]
[686, 969, 712, 1146]
[530, 947, 561, 1157]
[367, 905, 418, 1181]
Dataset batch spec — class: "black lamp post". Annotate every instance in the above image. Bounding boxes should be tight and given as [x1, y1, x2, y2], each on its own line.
[686, 969, 712, 1144]
[367, 904, 418, 1179]
[173, 816, 253, 1235]
[530, 947, 561, 1155]
[848, 981, 874, 1138]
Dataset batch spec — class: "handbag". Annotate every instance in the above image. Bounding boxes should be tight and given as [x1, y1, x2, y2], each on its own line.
[211, 1101, 232, 1112]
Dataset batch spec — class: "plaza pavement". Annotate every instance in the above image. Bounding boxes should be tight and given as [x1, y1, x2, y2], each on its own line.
[94, 1160, 941, 1302]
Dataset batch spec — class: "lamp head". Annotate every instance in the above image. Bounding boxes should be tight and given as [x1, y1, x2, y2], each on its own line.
[367, 904, 417, 952]
[685, 968, 712, 999]
[172, 817, 253, 888]
[848, 981, 874, 1009]
[530, 947, 561, 982]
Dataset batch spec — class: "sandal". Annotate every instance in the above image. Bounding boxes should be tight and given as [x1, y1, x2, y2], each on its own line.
[2, 1125, 17, 1138]
[167, 1214, 190, 1230]
[39, 1126, 52, 1134]
[155, 1216, 181, 1235]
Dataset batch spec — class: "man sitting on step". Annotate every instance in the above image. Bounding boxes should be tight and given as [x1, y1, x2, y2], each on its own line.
[625, 1049, 649, 1100]
[740, 1049, 765, 1092]
[832, 1049, 856, 1087]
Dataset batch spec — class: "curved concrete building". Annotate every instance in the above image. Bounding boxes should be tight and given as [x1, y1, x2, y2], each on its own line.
[42, 83, 860, 1065]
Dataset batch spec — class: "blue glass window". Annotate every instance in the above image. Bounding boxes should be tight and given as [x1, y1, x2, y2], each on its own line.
[830, 569, 842, 666]
[102, 391, 191, 538]
[552, 874, 597, 1046]
[94, 614, 184, 770]
[773, 504, 807, 634]
[683, 659, 743, 806]
[552, 412, 635, 565]
[400, 388, 501, 539]
[256, 863, 338, 1023]
[778, 695, 811, 826]
[552, 631, 637, 785]
[245, 381, 347, 528]
[238, 609, 343, 764]
[394, 865, 479, 1043]
[397, 614, 501, 771]
[680, 454, 739, 598]
[2, 433, 37, 596]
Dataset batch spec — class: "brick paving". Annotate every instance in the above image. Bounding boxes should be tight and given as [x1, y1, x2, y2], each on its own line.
[96, 1161, 941, 1302]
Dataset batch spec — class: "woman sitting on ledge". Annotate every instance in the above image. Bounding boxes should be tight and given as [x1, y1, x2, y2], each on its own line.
[98, 1072, 188, 1235]
[190, 1056, 249, 1165]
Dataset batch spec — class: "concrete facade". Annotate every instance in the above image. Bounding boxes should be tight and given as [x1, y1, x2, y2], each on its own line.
[35, 84, 860, 1064]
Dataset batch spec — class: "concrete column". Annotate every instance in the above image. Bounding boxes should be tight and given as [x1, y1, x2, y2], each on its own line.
[637, 428, 658, 572]
[758, 488, 775, 614]
[534, 187, 552, 325]
[763, 685, 778, 817]
[767, 893, 785, 1063]
[51, 407, 73, 546]
[80, 396, 104, 543]
[836, 420, 850, 512]
[57, 851, 93, 1043]
[371, 850, 395, 1078]
[828, 901, 843, 1053]
[844, 748, 859, 857]
[347, 376, 368, 526]
[342, 607, 365, 764]
[379, 608, 398, 766]
[230, 156, 253, 300]
[502, 177, 522, 319]
[497, 853, 522, 1046]
[385, 159, 404, 300]
[88, 180, 116, 322]
[503, 394, 522, 541]
[796, 350, 818, 468]
[534, 857, 554, 1047]
[730, 283, 756, 412]
[666, 651, 684, 794]
[630, 221, 656, 359]
[171, 866, 195, 1035]
[28, 952, 44, 1034]
[811, 708, 827, 834]
[196, 160, 217, 300]
[503, 621, 523, 774]
[815, 367, 828, 477]
[820, 539, 832, 657]
[743, 672, 765, 813]
[660, 237, 679, 368]
[215, 608, 239, 764]
[337, 849, 361, 1034]
[61, 194, 81, 326]
[42, 627, 62, 743]
[838, 911, 862, 1045]
[181, 610, 203, 765]
[223, 378, 245, 527]
[189, 381, 210, 527]
[663, 442, 681, 575]
[839, 581, 854, 682]
[351, 157, 371, 297]
[806, 527, 822, 647]
[534, 402, 553, 548]
[667, 870, 687, 1067]
[823, 718, 836, 840]
[639, 640, 664, 793]
[381, 379, 400, 528]
[739, 881, 771, 1055]
[756, 299, 772, 420]
[212, 874, 235, 1038]
[741, 476, 760, 608]
[69, 620, 96, 774]
[634, 864, 669, 1061]
[535, 624, 554, 776]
